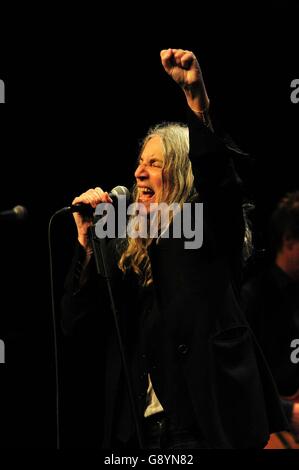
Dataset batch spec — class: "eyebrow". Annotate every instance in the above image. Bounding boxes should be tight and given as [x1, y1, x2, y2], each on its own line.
[139, 156, 163, 163]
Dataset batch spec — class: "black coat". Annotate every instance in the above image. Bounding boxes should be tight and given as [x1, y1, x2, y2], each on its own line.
[61, 110, 287, 448]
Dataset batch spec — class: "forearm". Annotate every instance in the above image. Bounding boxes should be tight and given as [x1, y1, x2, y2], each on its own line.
[78, 242, 94, 287]
[160, 48, 213, 130]
[61, 246, 105, 336]
[64, 241, 93, 296]
[183, 85, 213, 130]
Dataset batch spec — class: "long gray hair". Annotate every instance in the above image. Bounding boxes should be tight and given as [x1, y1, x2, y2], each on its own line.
[118, 122, 194, 286]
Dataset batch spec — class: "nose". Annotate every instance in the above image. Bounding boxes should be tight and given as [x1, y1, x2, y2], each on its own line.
[135, 162, 148, 180]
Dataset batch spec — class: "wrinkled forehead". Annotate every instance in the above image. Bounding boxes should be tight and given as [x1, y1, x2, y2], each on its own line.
[140, 135, 164, 162]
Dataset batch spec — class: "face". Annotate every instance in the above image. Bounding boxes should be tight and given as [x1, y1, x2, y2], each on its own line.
[134, 135, 164, 211]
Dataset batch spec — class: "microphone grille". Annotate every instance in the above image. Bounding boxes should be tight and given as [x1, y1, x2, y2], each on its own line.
[110, 185, 130, 200]
[13, 205, 28, 221]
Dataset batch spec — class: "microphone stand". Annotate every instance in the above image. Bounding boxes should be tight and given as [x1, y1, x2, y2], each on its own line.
[88, 223, 144, 449]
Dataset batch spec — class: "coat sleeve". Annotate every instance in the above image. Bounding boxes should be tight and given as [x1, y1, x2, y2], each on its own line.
[187, 108, 249, 267]
[60, 241, 112, 337]
[187, 107, 245, 201]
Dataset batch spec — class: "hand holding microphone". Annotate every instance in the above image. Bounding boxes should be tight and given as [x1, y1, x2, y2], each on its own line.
[69, 186, 129, 249]
[71, 187, 110, 248]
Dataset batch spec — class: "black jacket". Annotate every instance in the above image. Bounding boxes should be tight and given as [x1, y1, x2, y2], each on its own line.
[61, 110, 287, 448]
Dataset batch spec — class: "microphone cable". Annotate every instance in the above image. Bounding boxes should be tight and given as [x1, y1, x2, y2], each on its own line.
[48, 208, 65, 449]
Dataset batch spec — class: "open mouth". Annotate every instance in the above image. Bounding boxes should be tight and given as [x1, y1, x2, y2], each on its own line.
[138, 187, 155, 203]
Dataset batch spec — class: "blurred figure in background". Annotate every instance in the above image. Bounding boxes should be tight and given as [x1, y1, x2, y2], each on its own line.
[242, 190, 299, 448]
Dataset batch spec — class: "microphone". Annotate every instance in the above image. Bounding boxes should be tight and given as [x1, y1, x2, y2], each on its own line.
[0, 205, 28, 221]
[60, 186, 130, 216]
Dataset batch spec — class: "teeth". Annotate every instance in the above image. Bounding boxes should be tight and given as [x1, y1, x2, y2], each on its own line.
[140, 187, 154, 194]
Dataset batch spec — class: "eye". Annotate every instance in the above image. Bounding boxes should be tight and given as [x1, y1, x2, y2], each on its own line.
[151, 160, 162, 168]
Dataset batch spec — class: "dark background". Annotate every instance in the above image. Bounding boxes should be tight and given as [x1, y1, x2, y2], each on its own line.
[0, 5, 298, 447]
